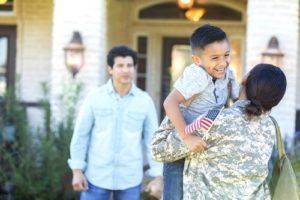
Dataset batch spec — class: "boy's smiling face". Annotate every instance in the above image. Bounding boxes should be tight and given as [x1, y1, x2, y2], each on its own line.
[192, 39, 230, 79]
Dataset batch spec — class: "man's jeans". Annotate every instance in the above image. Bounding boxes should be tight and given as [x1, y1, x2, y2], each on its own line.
[80, 181, 141, 200]
[163, 159, 184, 200]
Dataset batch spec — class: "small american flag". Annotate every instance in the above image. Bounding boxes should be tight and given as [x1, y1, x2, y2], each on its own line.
[185, 109, 222, 134]
[200, 109, 220, 131]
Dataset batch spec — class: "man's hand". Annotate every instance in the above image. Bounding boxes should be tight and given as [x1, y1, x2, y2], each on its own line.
[183, 134, 207, 153]
[72, 169, 88, 192]
[145, 176, 163, 199]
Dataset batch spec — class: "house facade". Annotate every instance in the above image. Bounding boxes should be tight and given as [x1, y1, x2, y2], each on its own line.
[0, 0, 299, 139]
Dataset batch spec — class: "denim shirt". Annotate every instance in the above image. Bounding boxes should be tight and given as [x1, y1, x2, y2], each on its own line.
[68, 79, 162, 190]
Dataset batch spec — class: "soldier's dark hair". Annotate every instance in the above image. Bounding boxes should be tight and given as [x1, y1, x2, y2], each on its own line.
[245, 63, 286, 116]
[190, 24, 228, 54]
[107, 45, 138, 68]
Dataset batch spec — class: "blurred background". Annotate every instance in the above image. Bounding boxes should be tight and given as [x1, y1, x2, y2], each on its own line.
[0, 0, 299, 199]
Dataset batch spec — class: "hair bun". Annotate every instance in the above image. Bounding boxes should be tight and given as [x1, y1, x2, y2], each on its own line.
[245, 99, 263, 116]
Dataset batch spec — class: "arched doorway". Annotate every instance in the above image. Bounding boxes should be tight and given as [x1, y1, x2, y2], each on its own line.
[107, 0, 247, 118]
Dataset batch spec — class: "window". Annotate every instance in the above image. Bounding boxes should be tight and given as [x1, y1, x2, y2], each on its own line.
[136, 36, 148, 91]
[296, 110, 300, 132]
[0, 37, 8, 96]
[0, 26, 16, 97]
[139, 2, 242, 21]
[0, 0, 14, 13]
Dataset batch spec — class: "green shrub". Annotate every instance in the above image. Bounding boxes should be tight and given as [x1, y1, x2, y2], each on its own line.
[0, 76, 82, 199]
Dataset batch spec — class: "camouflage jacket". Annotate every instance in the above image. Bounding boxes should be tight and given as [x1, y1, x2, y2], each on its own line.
[152, 100, 275, 200]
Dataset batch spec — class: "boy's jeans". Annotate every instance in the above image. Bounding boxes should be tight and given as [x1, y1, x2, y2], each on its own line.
[163, 158, 185, 200]
[80, 181, 141, 200]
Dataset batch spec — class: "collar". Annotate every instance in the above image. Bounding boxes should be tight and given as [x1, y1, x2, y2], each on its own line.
[105, 78, 138, 96]
[232, 99, 271, 118]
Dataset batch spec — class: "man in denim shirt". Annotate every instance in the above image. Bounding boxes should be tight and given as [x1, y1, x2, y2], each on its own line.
[68, 45, 163, 200]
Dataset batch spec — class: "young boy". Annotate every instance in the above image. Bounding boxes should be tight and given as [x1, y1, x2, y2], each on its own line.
[161, 24, 240, 200]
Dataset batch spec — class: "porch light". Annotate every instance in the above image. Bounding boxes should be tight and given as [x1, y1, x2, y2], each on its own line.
[64, 31, 85, 78]
[177, 0, 205, 22]
[261, 36, 284, 67]
[185, 8, 206, 22]
[0, 0, 7, 5]
[177, 0, 194, 9]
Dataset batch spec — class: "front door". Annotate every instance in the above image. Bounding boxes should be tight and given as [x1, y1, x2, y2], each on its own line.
[160, 37, 191, 120]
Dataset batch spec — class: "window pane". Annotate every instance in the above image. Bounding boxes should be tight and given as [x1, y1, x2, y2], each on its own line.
[171, 45, 192, 86]
[137, 58, 146, 73]
[0, 37, 8, 68]
[0, 0, 14, 12]
[138, 36, 147, 54]
[0, 37, 8, 96]
[137, 77, 146, 91]
[139, 2, 185, 19]
[139, 2, 242, 21]
[137, 36, 147, 91]
[0, 76, 6, 96]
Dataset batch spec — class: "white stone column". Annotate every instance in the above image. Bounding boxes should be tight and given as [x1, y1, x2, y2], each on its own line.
[50, 0, 106, 122]
[246, 0, 299, 138]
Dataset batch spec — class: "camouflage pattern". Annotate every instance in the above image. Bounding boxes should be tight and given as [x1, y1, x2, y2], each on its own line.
[151, 115, 191, 163]
[152, 100, 275, 199]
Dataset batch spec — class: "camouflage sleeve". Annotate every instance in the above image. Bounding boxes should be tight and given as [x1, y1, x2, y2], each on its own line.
[151, 116, 191, 163]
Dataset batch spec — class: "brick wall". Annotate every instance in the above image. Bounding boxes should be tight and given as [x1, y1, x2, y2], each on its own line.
[246, 0, 299, 137]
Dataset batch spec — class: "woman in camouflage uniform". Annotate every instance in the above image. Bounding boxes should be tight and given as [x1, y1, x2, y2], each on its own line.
[152, 63, 287, 200]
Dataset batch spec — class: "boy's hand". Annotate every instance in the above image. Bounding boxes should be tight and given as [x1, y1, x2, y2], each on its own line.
[72, 169, 89, 191]
[182, 134, 207, 153]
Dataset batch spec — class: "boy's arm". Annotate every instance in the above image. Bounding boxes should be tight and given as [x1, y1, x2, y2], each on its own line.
[163, 89, 206, 152]
[163, 90, 186, 138]
[152, 108, 222, 162]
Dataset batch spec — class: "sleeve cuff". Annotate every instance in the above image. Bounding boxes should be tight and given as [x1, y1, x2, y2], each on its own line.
[146, 163, 163, 177]
[68, 159, 87, 171]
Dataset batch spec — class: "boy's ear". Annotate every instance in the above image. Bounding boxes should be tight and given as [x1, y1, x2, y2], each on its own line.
[191, 55, 202, 66]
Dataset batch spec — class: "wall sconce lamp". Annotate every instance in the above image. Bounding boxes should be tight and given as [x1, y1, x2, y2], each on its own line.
[64, 31, 85, 78]
[177, 0, 206, 22]
[261, 36, 284, 67]
[177, 0, 194, 9]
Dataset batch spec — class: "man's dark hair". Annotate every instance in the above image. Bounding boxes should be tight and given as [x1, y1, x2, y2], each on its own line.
[190, 24, 228, 54]
[107, 45, 138, 67]
[245, 63, 287, 116]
